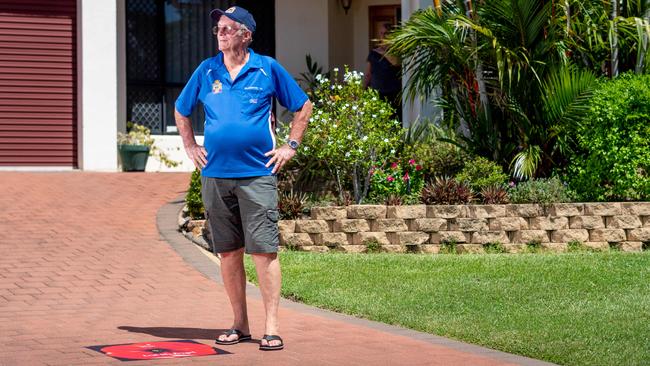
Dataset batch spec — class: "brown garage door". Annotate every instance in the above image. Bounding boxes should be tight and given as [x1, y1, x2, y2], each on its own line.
[0, 0, 77, 167]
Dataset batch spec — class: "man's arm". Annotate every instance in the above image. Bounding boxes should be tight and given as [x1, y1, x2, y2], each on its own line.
[265, 99, 313, 174]
[175, 109, 207, 169]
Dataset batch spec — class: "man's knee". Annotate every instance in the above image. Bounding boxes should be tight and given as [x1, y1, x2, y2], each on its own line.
[220, 247, 245, 260]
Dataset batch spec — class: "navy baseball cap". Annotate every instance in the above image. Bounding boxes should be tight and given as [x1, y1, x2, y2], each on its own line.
[210, 6, 256, 33]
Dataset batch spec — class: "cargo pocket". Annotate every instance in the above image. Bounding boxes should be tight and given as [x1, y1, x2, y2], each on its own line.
[265, 209, 280, 247]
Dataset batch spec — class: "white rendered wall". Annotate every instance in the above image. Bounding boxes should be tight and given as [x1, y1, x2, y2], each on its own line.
[79, 0, 121, 171]
[275, 0, 329, 78]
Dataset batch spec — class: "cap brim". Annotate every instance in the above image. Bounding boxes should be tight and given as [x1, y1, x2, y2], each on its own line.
[209, 9, 225, 20]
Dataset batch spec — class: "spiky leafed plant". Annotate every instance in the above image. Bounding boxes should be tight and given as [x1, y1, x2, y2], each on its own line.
[480, 184, 510, 204]
[278, 190, 309, 219]
[421, 176, 473, 205]
[385, 194, 404, 206]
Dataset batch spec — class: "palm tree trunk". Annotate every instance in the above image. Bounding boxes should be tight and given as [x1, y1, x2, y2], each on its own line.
[564, 0, 571, 36]
[434, 0, 442, 16]
[463, 0, 489, 117]
[611, 0, 620, 77]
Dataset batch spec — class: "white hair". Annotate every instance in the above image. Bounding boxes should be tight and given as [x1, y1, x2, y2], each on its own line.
[237, 23, 253, 46]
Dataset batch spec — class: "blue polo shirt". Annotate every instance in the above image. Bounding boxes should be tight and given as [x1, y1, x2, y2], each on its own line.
[175, 49, 308, 178]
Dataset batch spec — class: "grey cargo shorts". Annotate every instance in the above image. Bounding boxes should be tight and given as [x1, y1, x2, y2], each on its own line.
[201, 175, 280, 254]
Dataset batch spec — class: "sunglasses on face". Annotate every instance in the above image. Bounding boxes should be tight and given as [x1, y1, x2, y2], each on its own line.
[212, 25, 239, 36]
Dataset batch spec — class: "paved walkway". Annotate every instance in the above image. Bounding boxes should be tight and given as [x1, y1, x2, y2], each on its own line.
[0, 172, 555, 366]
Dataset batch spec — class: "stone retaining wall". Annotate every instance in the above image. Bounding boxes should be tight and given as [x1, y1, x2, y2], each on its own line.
[278, 203, 650, 253]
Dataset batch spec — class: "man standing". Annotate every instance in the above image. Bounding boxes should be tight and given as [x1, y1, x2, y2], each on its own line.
[174, 6, 312, 351]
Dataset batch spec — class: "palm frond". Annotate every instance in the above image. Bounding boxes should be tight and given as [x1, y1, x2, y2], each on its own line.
[541, 66, 596, 127]
[510, 145, 542, 179]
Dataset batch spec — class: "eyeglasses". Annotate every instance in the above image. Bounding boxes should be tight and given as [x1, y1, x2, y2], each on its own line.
[212, 25, 238, 36]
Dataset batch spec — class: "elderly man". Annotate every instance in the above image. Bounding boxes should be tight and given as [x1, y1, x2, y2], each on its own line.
[174, 6, 312, 351]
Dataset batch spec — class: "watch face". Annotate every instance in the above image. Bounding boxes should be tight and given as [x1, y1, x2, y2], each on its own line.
[289, 140, 299, 149]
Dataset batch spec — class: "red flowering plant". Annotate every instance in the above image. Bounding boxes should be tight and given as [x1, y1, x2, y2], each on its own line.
[369, 158, 425, 203]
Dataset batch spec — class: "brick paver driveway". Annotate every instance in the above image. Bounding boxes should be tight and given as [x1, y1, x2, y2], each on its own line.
[0, 172, 553, 365]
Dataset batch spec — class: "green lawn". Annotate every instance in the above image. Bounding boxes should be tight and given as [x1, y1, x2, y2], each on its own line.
[244, 251, 650, 366]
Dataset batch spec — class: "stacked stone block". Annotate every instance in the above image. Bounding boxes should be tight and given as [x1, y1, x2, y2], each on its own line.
[277, 202, 650, 253]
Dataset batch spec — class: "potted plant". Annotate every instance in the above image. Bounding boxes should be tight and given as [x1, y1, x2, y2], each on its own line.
[117, 122, 179, 171]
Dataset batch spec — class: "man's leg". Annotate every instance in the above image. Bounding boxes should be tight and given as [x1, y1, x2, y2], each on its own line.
[217, 247, 250, 342]
[251, 252, 282, 347]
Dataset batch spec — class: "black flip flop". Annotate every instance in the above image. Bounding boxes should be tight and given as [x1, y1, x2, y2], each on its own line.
[259, 334, 284, 351]
[215, 329, 252, 345]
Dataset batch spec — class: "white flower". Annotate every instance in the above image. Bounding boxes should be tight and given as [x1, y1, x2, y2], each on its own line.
[333, 124, 337, 128]
[372, 114, 377, 118]
[333, 67, 339, 72]
[337, 85, 342, 90]
[309, 118, 314, 122]
[347, 134, 352, 139]
[372, 97, 377, 101]
[352, 105, 358, 111]
[304, 146, 310, 151]
[317, 110, 322, 115]
[362, 136, 368, 141]
[344, 151, 350, 157]
[383, 138, 389, 143]
[390, 149, 396, 154]
[331, 85, 336, 90]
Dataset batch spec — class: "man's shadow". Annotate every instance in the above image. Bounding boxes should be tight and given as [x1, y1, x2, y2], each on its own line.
[118, 326, 232, 341]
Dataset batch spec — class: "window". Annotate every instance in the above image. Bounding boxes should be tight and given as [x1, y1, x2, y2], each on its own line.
[126, 0, 275, 135]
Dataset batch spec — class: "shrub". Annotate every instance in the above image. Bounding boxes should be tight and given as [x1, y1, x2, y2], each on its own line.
[509, 177, 576, 204]
[456, 156, 508, 192]
[278, 190, 309, 219]
[186, 169, 204, 219]
[480, 184, 510, 204]
[400, 123, 468, 180]
[297, 68, 402, 203]
[565, 73, 650, 201]
[420, 177, 473, 205]
[369, 158, 425, 204]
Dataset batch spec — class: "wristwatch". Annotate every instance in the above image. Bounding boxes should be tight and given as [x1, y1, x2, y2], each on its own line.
[287, 139, 300, 150]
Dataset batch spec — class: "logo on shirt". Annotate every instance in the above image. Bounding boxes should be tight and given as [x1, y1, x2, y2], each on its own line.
[212, 79, 222, 94]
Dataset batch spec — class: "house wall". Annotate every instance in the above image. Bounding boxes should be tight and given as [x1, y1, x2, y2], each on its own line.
[79, 0, 122, 171]
[275, 0, 330, 78]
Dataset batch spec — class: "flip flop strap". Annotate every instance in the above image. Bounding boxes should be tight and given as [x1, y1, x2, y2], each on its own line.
[262, 334, 283, 342]
[224, 329, 243, 337]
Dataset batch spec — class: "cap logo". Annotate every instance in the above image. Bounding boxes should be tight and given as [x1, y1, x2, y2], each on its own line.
[225, 7, 236, 14]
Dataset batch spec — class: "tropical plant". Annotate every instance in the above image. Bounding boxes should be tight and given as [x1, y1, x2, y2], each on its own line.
[387, 0, 649, 179]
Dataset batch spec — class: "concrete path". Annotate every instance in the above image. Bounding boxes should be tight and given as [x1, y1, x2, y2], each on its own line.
[0, 172, 556, 365]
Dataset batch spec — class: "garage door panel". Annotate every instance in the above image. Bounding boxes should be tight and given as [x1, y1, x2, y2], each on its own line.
[0, 0, 76, 167]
